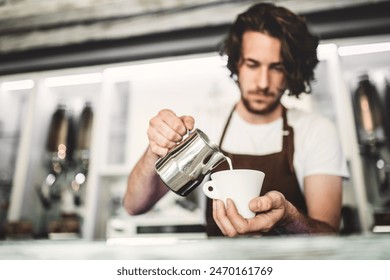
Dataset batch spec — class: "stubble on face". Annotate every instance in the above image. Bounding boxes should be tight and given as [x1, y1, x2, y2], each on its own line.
[240, 86, 284, 115]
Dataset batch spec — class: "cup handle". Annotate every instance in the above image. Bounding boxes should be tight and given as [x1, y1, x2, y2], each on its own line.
[202, 181, 218, 199]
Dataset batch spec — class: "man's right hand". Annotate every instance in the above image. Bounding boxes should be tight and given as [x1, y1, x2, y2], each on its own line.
[147, 109, 195, 157]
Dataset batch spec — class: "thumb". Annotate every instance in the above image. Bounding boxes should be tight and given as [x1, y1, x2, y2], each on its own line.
[249, 197, 262, 212]
[180, 115, 195, 131]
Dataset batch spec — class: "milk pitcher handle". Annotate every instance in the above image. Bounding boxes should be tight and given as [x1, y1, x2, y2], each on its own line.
[155, 129, 192, 165]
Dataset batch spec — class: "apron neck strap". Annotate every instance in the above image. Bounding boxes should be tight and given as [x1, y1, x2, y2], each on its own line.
[282, 105, 289, 130]
[219, 103, 237, 147]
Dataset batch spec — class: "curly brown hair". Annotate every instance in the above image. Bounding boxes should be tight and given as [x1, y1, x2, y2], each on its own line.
[220, 2, 319, 97]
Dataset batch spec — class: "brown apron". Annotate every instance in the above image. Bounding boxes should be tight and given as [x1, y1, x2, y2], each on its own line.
[205, 105, 307, 236]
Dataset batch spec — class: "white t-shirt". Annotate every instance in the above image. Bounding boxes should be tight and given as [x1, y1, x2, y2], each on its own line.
[196, 106, 350, 192]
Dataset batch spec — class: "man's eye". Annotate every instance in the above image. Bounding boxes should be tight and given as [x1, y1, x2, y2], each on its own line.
[246, 62, 257, 68]
[271, 65, 284, 72]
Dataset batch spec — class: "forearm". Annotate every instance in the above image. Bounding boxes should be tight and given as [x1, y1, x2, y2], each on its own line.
[123, 146, 168, 215]
[277, 201, 339, 235]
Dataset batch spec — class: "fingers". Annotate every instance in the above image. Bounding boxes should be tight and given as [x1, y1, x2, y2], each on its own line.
[224, 199, 250, 235]
[180, 115, 195, 132]
[147, 109, 195, 157]
[213, 199, 253, 237]
[249, 191, 285, 213]
[223, 198, 272, 235]
[213, 192, 288, 237]
[212, 199, 238, 237]
[246, 191, 287, 232]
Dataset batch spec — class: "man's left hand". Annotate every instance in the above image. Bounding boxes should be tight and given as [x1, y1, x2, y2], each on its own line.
[212, 191, 292, 237]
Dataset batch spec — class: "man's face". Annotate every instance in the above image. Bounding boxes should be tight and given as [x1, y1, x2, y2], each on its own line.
[237, 31, 286, 115]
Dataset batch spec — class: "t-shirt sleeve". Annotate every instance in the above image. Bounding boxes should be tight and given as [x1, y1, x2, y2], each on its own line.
[301, 115, 350, 179]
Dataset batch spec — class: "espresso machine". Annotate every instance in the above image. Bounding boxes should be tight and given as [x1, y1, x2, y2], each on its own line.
[352, 74, 390, 231]
[38, 104, 74, 208]
[70, 102, 94, 206]
[37, 102, 93, 238]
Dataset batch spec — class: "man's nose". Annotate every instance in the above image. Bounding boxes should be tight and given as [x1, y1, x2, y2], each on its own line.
[256, 68, 269, 90]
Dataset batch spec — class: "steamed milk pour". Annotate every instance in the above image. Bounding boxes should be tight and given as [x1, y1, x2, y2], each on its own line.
[155, 129, 230, 196]
[225, 156, 233, 170]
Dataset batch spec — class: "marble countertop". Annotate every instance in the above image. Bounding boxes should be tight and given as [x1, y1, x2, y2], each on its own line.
[1, 233, 389, 260]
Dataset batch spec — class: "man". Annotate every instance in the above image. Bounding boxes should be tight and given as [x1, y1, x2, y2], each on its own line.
[123, 3, 349, 237]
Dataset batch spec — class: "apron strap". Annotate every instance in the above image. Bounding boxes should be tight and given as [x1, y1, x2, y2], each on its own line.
[218, 103, 237, 148]
[282, 106, 295, 174]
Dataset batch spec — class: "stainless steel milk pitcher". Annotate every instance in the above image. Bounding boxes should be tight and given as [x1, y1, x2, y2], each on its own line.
[155, 129, 227, 196]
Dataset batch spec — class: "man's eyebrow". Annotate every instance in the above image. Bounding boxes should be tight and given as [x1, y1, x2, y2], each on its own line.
[242, 58, 283, 66]
[242, 57, 259, 64]
[270, 61, 284, 67]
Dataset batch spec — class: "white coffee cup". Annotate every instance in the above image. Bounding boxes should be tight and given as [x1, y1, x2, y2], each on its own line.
[202, 169, 265, 218]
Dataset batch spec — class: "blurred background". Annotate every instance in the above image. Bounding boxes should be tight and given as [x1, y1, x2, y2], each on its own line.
[0, 0, 390, 241]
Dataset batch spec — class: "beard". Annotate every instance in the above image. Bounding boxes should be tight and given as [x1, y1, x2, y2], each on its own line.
[241, 88, 284, 115]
